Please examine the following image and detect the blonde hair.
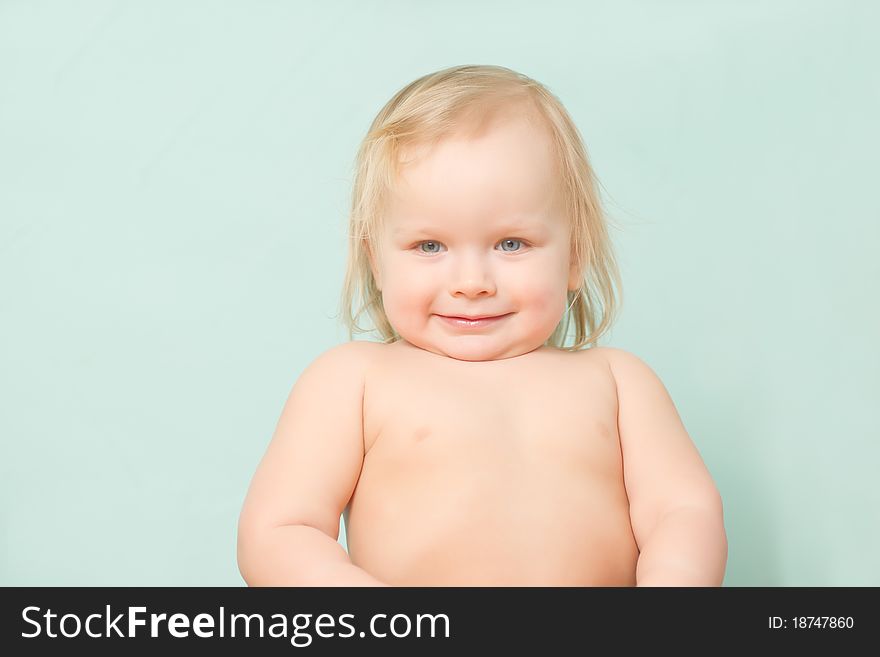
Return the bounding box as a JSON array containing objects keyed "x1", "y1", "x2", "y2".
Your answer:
[{"x1": 338, "y1": 64, "x2": 623, "y2": 350}]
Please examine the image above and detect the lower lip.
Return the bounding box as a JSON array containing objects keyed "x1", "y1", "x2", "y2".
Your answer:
[{"x1": 436, "y1": 314, "x2": 511, "y2": 329}]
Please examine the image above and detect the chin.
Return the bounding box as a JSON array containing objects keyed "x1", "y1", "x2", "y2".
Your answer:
[
  {"x1": 435, "y1": 338, "x2": 529, "y2": 362},
  {"x1": 442, "y1": 349, "x2": 500, "y2": 362}
]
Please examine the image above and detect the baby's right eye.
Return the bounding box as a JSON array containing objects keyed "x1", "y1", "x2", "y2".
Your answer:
[{"x1": 416, "y1": 241, "x2": 444, "y2": 254}]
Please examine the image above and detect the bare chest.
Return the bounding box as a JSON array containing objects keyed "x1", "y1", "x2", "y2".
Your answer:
[
  {"x1": 345, "y1": 346, "x2": 635, "y2": 585},
  {"x1": 362, "y1": 351, "x2": 620, "y2": 473}
]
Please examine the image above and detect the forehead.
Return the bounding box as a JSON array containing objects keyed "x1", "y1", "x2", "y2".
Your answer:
[{"x1": 386, "y1": 112, "x2": 561, "y2": 230}]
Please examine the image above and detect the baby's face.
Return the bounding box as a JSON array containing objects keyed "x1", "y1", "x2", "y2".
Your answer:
[{"x1": 372, "y1": 112, "x2": 580, "y2": 361}]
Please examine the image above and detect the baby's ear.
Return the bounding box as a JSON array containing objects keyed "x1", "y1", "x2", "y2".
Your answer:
[
  {"x1": 367, "y1": 242, "x2": 382, "y2": 290},
  {"x1": 567, "y1": 256, "x2": 583, "y2": 291}
]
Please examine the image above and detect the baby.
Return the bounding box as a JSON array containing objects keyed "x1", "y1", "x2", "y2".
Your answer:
[{"x1": 237, "y1": 65, "x2": 728, "y2": 586}]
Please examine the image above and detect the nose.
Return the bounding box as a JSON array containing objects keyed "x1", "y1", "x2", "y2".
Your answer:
[{"x1": 448, "y1": 251, "x2": 496, "y2": 298}]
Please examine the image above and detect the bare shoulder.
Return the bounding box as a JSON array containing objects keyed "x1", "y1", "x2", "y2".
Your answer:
[
  {"x1": 586, "y1": 346, "x2": 663, "y2": 387},
  {"x1": 314, "y1": 339, "x2": 384, "y2": 359},
  {"x1": 281, "y1": 340, "x2": 387, "y2": 412},
  {"x1": 588, "y1": 345, "x2": 685, "y2": 431},
  {"x1": 304, "y1": 340, "x2": 385, "y2": 378},
  {"x1": 586, "y1": 345, "x2": 642, "y2": 366}
]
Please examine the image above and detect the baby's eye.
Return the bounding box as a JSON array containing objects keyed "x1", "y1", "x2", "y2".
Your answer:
[
  {"x1": 416, "y1": 241, "x2": 444, "y2": 254},
  {"x1": 498, "y1": 239, "x2": 524, "y2": 252}
]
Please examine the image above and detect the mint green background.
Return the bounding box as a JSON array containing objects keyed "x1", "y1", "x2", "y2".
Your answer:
[{"x1": 2, "y1": 1, "x2": 877, "y2": 586}]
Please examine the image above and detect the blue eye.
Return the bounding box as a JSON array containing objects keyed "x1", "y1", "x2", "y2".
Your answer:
[
  {"x1": 498, "y1": 239, "x2": 523, "y2": 252},
  {"x1": 417, "y1": 241, "x2": 443, "y2": 254}
]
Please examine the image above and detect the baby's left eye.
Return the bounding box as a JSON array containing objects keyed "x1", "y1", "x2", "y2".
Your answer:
[{"x1": 498, "y1": 239, "x2": 523, "y2": 252}]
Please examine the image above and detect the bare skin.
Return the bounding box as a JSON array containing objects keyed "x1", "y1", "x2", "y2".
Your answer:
[
  {"x1": 237, "y1": 106, "x2": 727, "y2": 587},
  {"x1": 237, "y1": 337, "x2": 727, "y2": 587},
  {"x1": 346, "y1": 340, "x2": 637, "y2": 586}
]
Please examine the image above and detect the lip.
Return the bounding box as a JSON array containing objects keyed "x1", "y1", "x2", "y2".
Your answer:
[{"x1": 436, "y1": 313, "x2": 512, "y2": 329}]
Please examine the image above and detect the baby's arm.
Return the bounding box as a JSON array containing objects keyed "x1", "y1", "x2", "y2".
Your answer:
[
  {"x1": 237, "y1": 341, "x2": 387, "y2": 586},
  {"x1": 604, "y1": 348, "x2": 728, "y2": 586}
]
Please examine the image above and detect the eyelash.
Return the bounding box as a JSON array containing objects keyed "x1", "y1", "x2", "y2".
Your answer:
[{"x1": 414, "y1": 239, "x2": 528, "y2": 255}]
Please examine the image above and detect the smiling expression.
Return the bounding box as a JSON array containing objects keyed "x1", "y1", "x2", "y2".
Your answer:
[{"x1": 370, "y1": 110, "x2": 581, "y2": 361}]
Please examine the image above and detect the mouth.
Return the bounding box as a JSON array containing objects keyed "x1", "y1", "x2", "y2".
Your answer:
[{"x1": 435, "y1": 313, "x2": 513, "y2": 329}]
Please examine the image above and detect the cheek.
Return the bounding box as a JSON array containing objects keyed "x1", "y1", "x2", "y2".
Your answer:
[
  {"x1": 509, "y1": 266, "x2": 567, "y2": 310},
  {"x1": 380, "y1": 265, "x2": 435, "y2": 316}
]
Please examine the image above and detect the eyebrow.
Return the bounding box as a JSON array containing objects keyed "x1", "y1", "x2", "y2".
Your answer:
[{"x1": 391, "y1": 219, "x2": 547, "y2": 237}]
